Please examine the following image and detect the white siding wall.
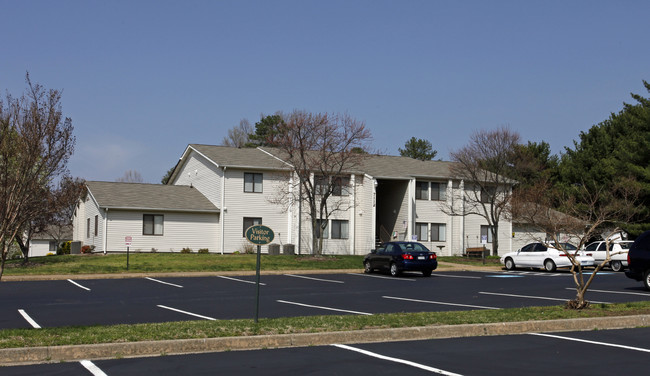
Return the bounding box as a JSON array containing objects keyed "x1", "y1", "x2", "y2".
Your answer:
[
  {"x1": 173, "y1": 151, "x2": 223, "y2": 207},
  {"x1": 28, "y1": 240, "x2": 53, "y2": 257},
  {"x1": 354, "y1": 175, "x2": 375, "y2": 254},
  {"x1": 413, "y1": 180, "x2": 453, "y2": 256},
  {"x1": 82, "y1": 196, "x2": 104, "y2": 252},
  {"x1": 221, "y1": 169, "x2": 289, "y2": 253},
  {"x1": 105, "y1": 210, "x2": 219, "y2": 252}
]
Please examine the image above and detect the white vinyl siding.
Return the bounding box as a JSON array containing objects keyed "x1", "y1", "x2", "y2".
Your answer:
[
  {"x1": 172, "y1": 150, "x2": 223, "y2": 207},
  {"x1": 221, "y1": 169, "x2": 289, "y2": 253},
  {"x1": 105, "y1": 210, "x2": 218, "y2": 253}
]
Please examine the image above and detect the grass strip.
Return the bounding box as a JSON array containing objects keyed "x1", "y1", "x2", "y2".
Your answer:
[
  {"x1": 2, "y1": 301, "x2": 649, "y2": 349},
  {"x1": 2, "y1": 254, "x2": 366, "y2": 276},
  {"x1": 2, "y1": 254, "x2": 495, "y2": 276}
]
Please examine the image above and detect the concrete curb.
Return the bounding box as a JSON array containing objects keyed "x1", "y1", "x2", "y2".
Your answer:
[{"x1": 2, "y1": 314, "x2": 649, "y2": 366}]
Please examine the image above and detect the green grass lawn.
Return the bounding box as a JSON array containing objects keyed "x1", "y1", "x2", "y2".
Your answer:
[
  {"x1": 2, "y1": 253, "x2": 366, "y2": 276},
  {"x1": 2, "y1": 253, "x2": 502, "y2": 276}
]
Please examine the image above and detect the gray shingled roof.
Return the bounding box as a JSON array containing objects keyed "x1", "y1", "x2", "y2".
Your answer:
[
  {"x1": 190, "y1": 144, "x2": 290, "y2": 170},
  {"x1": 183, "y1": 145, "x2": 504, "y2": 182},
  {"x1": 358, "y1": 154, "x2": 457, "y2": 179},
  {"x1": 86, "y1": 181, "x2": 219, "y2": 212}
]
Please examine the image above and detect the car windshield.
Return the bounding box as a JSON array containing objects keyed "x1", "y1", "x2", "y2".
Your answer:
[{"x1": 398, "y1": 242, "x2": 430, "y2": 252}]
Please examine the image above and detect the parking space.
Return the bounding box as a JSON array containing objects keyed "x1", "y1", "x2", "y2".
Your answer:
[
  {"x1": 4, "y1": 327, "x2": 650, "y2": 375},
  {"x1": 1, "y1": 269, "x2": 648, "y2": 330}
]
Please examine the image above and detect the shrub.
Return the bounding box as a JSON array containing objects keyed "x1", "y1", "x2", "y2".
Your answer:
[
  {"x1": 180, "y1": 247, "x2": 193, "y2": 254},
  {"x1": 240, "y1": 243, "x2": 255, "y2": 254},
  {"x1": 81, "y1": 245, "x2": 95, "y2": 254},
  {"x1": 58, "y1": 241, "x2": 71, "y2": 255},
  {"x1": 198, "y1": 248, "x2": 209, "y2": 254},
  {"x1": 46, "y1": 252, "x2": 55, "y2": 256}
]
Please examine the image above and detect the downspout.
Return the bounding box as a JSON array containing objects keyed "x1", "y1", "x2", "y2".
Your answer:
[
  {"x1": 350, "y1": 174, "x2": 355, "y2": 255},
  {"x1": 103, "y1": 208, "x2": 108, "y2": 255},
  {"x1": 220, "y1": 166, "x2": 226, "y2": 255},
  {"x1": 460, "y1": 180, "x2": 465, "y2": 252}
]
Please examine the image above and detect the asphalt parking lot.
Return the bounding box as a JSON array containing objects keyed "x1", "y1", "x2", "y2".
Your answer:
[
  {"x1": 4, "y1": 327, "x2": 650, "y2": 375},
  {"x1": 1, "y1": 269, "x2": 649, "y2": 329}
]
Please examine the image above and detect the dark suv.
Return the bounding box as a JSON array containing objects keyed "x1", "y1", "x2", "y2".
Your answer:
[{"x1": 625, "y1": 230, "x2": 650, "y2": 290}]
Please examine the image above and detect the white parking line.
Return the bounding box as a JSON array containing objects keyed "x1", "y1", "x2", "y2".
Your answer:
[
  {"x1": 217, "y1": 275, "x2": 266, "y2": 285},
  {"x1": 18, "y1": 309, "x2": 41, "y2": 329},
  {"x1": 276, "y1": 300, "x2": 373, "y2": 315},
  {"x1": 67, "y1": 279, "x2": 91, "y2": 291},
  {"x1": 530, "y1": 333, "x2": 650, "y2": 353},
  {"x1": 564, "y1": 287, "x2": 650, "y2": 297},
  {"x1": 80, "y1": 360, "x2": 109, "y2": 376},
  {"x1": 479, "y1": 291, "x2": 612, "y2": 304},
  {"x1": 157, "y1": 305, "x2": 217, "y2": 320},
  {"x1": 284, "y1": 274, "x2": 344, "y2": 283},
  {"x1": 430, "y1": 273, "x2": 482, "y2": 279},
  {"x1": 145, "y1": 277, "x2": 183, "y2": 288},
  {"x1": 383, "y1": 296, "x2": 501, "y2": 310},
  {"x1": 347, "y1": 273, "x2": 417, "y2": 281},
  {"x1": 333, "y1": 344, "x2": 463, "y2": 375}
]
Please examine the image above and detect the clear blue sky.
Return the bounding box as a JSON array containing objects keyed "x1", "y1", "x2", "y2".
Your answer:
[{"x1": 2, "y1": 0, "x2": 648, "y2": 183}]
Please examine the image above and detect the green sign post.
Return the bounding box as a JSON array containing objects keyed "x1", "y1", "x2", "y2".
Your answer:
[{"x1": 245, "y1": 224, "x2": 274, "y2": 323}]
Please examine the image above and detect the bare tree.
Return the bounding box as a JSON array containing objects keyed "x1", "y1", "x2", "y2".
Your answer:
[
  {"x1": 445, "y1": 127, "x2": 518, "y2": 255},
  {"x1": 513, "y1": 177, "x2": 641, "y2": 309},
  {"x1": 221, "y1": 118, "x2": 253, "y2": 147},
  {"x1": 0, "y1": 74, "x2": 75, "y2": 280},
  {"x1": 267, "y1": 111, "x2": 372, "y2": 255},
  {"x1": 116, "y1": 170, "x2": 144, "y2": 183}
]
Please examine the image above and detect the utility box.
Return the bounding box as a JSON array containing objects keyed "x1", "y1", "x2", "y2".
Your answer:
[
  {"x1": 283, "y1": 244, "x2": 295, "y2": 255},
  {"x1": 70, "y1": 241, "x2": 82, "y2": 255},
  {"x1": 268, "y1": 243, "x2": 280, "y2": 255}
]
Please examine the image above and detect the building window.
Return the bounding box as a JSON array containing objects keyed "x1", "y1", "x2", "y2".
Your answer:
[
  {"x1": 415, "y1": 181, "x2": 428, "y2": 200},
  {"x1": 481, "y1": 186, "x2": 496, "y2": 203},
  {"x1": 143, "y1": 214, "x2": 164, "y2": 236},
  {"x1": 244, "y1": 173, "x2": 263, "y2": 193},
  {"x1": 94, "y1": 215, "x2": 98, "y2": 236},
  {"x1": 315, "y1": 175, "x2": 328, "y2": 195},
  {"x1": 86, "y1": 218, "x2": 90, "y2": 238},
  {"x1": 316, "y1": 219, "x2": 329, "y2": 239},
  {"x1": 431, "y1": 223, "x2": 446, "y2": 241},
  {"x1": 480, "y1": 225, "x2": 494, "y2": 243},
  {"x1": 243, "y1": 217, "x2": 262, "y2": 236},
  {"x1": 415, "y1": 223, "x2": 428, "y2": 241},
  {"x1": 431, "y1": 183, "x2": 446, "y2": 201},
  {"x1": 331, "y1": 220, "x2": 349, "y2": 239},
  {"x1": 332, "y1": 176, "x2": 350, "y2": 196}
]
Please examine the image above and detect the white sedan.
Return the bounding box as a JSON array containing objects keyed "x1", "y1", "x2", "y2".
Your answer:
[
  {"x1": 500, "y1": 242, "x2": 595, "y2": 272},
  {"x1": 583, "y1": 240, "x2": 632, "y2": 272}
]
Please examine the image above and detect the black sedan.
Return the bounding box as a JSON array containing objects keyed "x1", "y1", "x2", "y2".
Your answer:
[{"x1": 363, "y1": 241, "x2": 437, "y2": 277}]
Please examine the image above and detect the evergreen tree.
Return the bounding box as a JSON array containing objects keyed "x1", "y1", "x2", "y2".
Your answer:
[
  {"x1": 398, "y1": 137, "x2": 437, "y2": 161},
  {"x1": 558, "y1": 81, "x2": 650, "y2": 235}
]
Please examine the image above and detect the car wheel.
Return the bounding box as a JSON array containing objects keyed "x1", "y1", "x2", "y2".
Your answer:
[
  {"x1": 544, "y1": 259, "x2": 557, "y2": 272},
  {"x1": 364, "y1": 261, "x2": 372, "y2": 274},
  {"x1": 389, "y1": 263, "x2": 400, "y2": 277},
  {"x1": 610, "y1": 260, "x2": 623, "y2": 272},
  {"x1": 504, "y1": 257, "x2": 515, "y2": 271},
  {"x1": 644, "y1": 270, "x2": 650, "y2": 291},
  {"x1": 422, "y1": 269, "x2": 432, "y2": 277}
]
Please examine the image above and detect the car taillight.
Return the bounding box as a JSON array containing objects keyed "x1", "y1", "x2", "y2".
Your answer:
[
  {"x1": 586, "y1": 253, "x2": 592, "y2": 256},
  {"x1": 628, "y1": 252, "x2": 631, "y2": 265},
  {"x1": 429, "y1": 253, "x2": 437, "y2": 260},
  {"x1": 402, "y1": 254, "x2": 414, "y2": 260}
]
